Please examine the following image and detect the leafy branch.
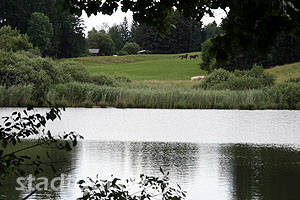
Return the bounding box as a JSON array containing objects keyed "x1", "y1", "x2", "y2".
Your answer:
[{"x1": 0, "y1": 107, "x2": 83, "y2": 187}]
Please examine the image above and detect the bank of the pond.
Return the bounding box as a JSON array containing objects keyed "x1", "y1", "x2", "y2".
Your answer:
[{"x1": 1, "y1": 82, "x2": 299, "y2": 110}]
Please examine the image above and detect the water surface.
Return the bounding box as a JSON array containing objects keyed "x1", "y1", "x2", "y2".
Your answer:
[{"x1": 1, "y1": 108, "x2": 300, "y2": 200}]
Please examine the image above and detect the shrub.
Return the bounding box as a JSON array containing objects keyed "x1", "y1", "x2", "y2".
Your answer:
[
  {"x1": 121, "y1": 42, "x2": 140, "y2": 54},
  {"x1": 0, "y1": 25, "x2": 33, "y2": 52},
  {"x1": 247, "y1": 64, "x2": 275, "y2": 87},
  {"x1": 193, "y1": 68, "x2": 234, "y2": 89},
  {"x1": 57, "y1": 61, "x2": 90, "y2": 83},
  {"x1": 194, "y1": 65, "x2": 274, "y2": 90},
  {"x1": 114, "y1": 75, "x2": 132, "y2": 84},
  {"x1": 0, "y1": 50, "x2": 54, "y2": 87},
  {"x1": 90, "y1": 74, "x2": 115, "y2": 86},
  {"x1": 212, "y1": 76, "x2": 263, "y2": 90},
  {"x1": 118, "y1": 49, "x2": 129, "y2": 56}
]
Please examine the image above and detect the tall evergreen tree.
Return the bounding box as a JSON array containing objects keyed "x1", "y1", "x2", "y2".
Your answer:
[{"x1": 120, "y1": 17, "x2": 131, "y2": 43}]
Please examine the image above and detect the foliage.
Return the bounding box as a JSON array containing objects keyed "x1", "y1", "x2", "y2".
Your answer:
[
  {"x1": 87, "y1": 28, "x2": 115, "y2": 56},
  {"x1": 57, "y1": 61, "x2": 90, "y2": 83},
  {"x1": 211, "y1": 76, "x2": 264, "y2": 90},
  {"x1": 0, "y1": 26, "x2": 33, "y2": 52},
  {"x1": 27, "y1": 12, "x2": 53, "y2": 56},
  {"x1": 61, "y1": 0, "x2": 300, "y2": 64},
  {"x1": 0, "y1": 107, "x2": 82, "y2": 189},
  {"x1": 120, "y1": 17, "x2": 131, "y2": 43},
  {"x1": 193, "y1": 66, "x2": 274, "y2": 90},
  {"x1": 90, "y1": 74, "x2": 115, "y2": 86},
  {"x1": 108, "y1": 25, "x2": 125, "y2": 53},
  {"x1": 0, "y1": 0, "x2": 87, "y2": 58},
  {"x1": 118, "y1": 49, "x2": 129, "y2": 56},
  {"x1": 77, "y1": 169, "x2": 186, "y2": 200},
  {"x1": 121, "y1": 42, "x2": 140, "y2": 55},
  {"x1": 0, "y1": 50, "x2": 57, "y2": 103},
  {"x1": 131, "y1": 11, "x2": 205, "y2": 54},
  {"x1": 208, "y1": 33, "x2": 300, "y2": 71},
  {"x1": 114, "y1": 75, "x2": 132, "y2": 84},
  {"x1": 200, "y1": 39, "x2": 214, "y2": 72},
  {"x1": 193, "y1": 68, "x2": 234, "y2": 90}
]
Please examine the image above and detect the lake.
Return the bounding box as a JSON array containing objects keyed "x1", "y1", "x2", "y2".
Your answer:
[{"x1": 1, "y1": 108, "x2": 300, "y2": 200}]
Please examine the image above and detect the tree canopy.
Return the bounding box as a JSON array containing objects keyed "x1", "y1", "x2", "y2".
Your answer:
[
  {"x1": 27, "y1": 12, "x2": 53, "y2": 56},
  {"x1": 0, "y1": 0, "x2": 87, "y2": 58},
  {"x1": 61, "y1": 0, "x2": 300, "y2": 63}
]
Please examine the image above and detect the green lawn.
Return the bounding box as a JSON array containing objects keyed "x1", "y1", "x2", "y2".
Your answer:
[
  {"x1": 71, "y1": 53, "x2": 300, "y2": 85},
  {"x1": 73, "y1": 53, "x2": 206, "y2": 81},
  {"x1": 266, "y1": 62, "x2": 300, "y2": 83}
]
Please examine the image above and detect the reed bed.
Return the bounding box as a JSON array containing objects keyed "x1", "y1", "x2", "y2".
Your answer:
[
  {"x1": 0, "y1": 82, "x2": 298, "y2": 109},
  {"x1": 0, "y1": 85, "x2": 33, "y2": 107},
  {"x1": 46, "y1": 82, "x2": 287, "y2": 109}
]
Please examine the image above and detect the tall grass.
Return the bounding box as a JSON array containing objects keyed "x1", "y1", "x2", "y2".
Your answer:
[
  {"x1": 45, "y1": 82, "x2": 287, "y2": 109},
  {"x1": 0, "y1": 82, "x2": 298, "y2": 109},
  {"x1": 0, "y1": 85, "x2": 33, "y2": 107}
]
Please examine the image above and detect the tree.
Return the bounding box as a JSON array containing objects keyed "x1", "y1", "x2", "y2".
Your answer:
[
  {"x1": 0, "y1": 0, "x2": 87, "y2": 58},
  {"x1": 27, "y1": 12, "x2": 53, "y2": 56},
  {"x1": 120, "y1": 17, "x2": 131, "y2": 43},
  {"x1": 61, "y1": 0, "x2": 300, "y2": 64},
  {"x1": 131, "y1": 11, "x2": 203, "y2": 54},
  {"x1": 87, "y1": 28, "x2": 115, "y2": 56},
  {"x1": 108, "y1": 25, "x2": 124, "y2": 53}
]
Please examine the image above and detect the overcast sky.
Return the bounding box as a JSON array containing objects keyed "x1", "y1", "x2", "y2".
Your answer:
[{"x1": 82, "y1": 8, "x2": 227, "y2": 35}]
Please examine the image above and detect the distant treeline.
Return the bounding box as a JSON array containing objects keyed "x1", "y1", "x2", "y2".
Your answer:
[
  {"x1": 88, "y1": 11, "x2": 221, "y2": 56},
  {"x1": 0, "y1": 0, "x2": 87, "y2": 58}
]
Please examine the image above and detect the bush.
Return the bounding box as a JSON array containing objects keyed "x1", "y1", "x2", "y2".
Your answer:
[
  {"x1": 0, "y1": 50, "x2": 59, "y2": 103},
  {"x1": 114, "y1": 75, "x2": 132, "y2": 84},
  {"x1": 90, "y1": 74, "x2": 115, "y2": 86},
  {"x1": 121, "y1": 42, "x2": 140, "y2": 54},
  {"x1": 194, "y1": 65, "x2": 274, "y2": 90},
  {"x1": 0, "y1": 50, "x2": 54, "y2": 87},
  {"x1": 212, "y1": 76, "x2": 263, "y2": 90},
  {"x1": 0, "y1": 25, "x2": 34, "y2": 52},
  {"x1": 57, "y1": 61, "x2": 90, "y2": 83},
  {"x1": 193, "y1": 68, "x2": 234, "y2": 89},
  {"x1": 118, "y1": 49, "x2": 129, "y2": 56}
]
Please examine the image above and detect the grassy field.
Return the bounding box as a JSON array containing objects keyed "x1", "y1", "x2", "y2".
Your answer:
[
  {"x1": 1, "y1": 54, "x2": 299, "y2": 109},
  {"x1": 266, "y1": 62, "x2": 300, "y2": 83},
  {"x1": 73, "y1": 53, "x2": 205, "y2": 81}
]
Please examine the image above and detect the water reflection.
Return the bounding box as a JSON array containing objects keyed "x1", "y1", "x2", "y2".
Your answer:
[
  {"x1": 2, "y1": 141, "x2": 77, "y2": 200},
  {"x1": 220, "y1": 144, "x2": 300, "y2": 200},
  {"x1": 2, "y1": 141, "x2": 300, "y2": 200}
]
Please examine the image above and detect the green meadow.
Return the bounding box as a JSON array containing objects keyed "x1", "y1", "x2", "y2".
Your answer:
[
  {"x1": 266, "y1": 62, "x2": 300, "y2": 83},
  {"x1": 72, "y1": 53, "x2": 205, "y2": 81}
]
